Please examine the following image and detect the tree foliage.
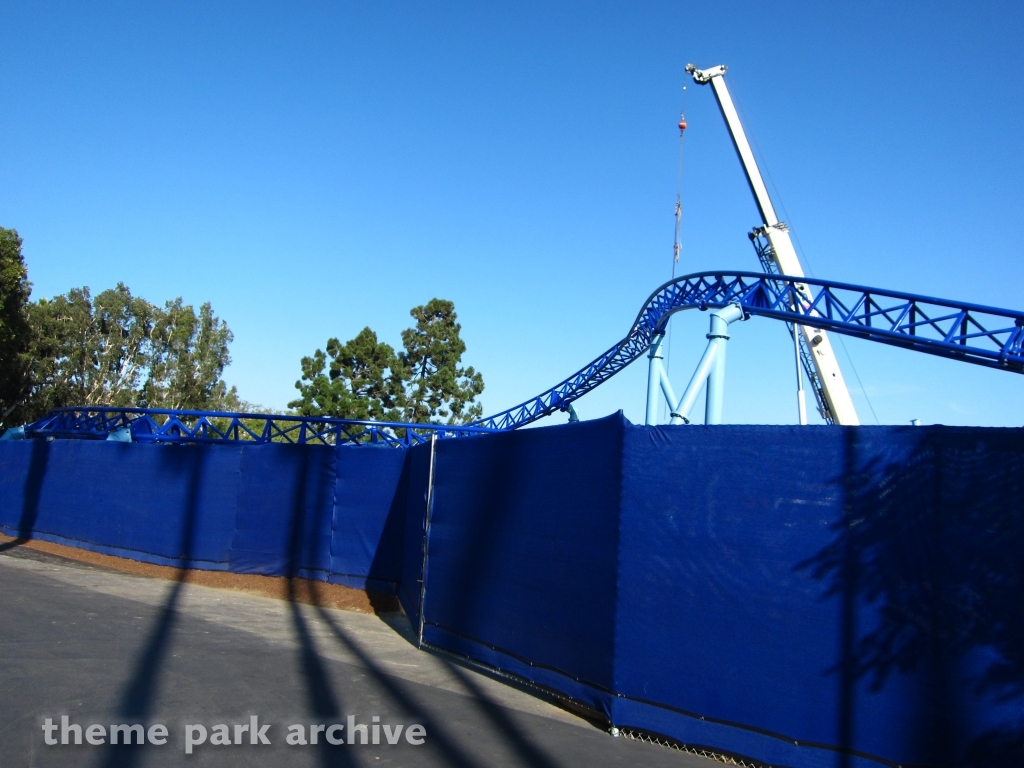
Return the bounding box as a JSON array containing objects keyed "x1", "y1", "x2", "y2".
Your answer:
[
  {"x1": 0, "y1": 228, "x2": 246, "y2": 425},
  {"x1": 16, "y1": 284, "x2": 239, "y2": 422},
  {"x1": 289, "y1": 328, "x2": 404, "y2": 421},
  {"x1": 0, "y1": 228, "x2": 33, "y2": 424},
  {"x1": 143, "y1": 298, "x2": 237, "y2": 411},
  {"x1": 26, "y1": 284, "x2": 155, "y2": 415},
  {"x1": 399, "y1": 299, "x2": 483, "y2": 423},
  {"x1": 290, "y1": 299, "x2": 484, "y2": 425}
]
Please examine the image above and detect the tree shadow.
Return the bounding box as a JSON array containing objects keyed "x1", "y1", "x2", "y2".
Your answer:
[
  {"x1": 312, "y1": 601, "x2": 482, "y2": 768},
  {"x1": 287, "y1": 443, "x2": 489, "y2": 766},
  {"x1": 418, "y1": 419, "x2": 622, "y2": 720},
  {"x1": 312, "y1": 592, "x2": 575, "y2": 768},
  {"x1": 798, "y1": 428, "x2": 1024, "y2": 768},
  {"x1": 0, "y1": 438, "x2": 50, "y2": 552},
  {"x1": 364, "y1": 447, "x2": 411, "y2": 614},
  {"x1": 97, "y1": 447, "x2": 207, "y2": 768},
  {"x1": 25, "y1": 434, "x2": 590, "y2": 768},
  {"x1": 443, "y1": 659, "x2": 566, "y2": 768},
  {"x1": 283, "y1": 447, "x2": 356, "y2": 768}
]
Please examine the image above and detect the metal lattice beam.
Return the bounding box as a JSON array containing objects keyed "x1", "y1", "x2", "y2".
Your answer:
[
  {"x1": 26, "y1": 407, "x2": 499, "y2": 446},
  {"x1": 471, "y1": 271, "x2": 1024, "y2": 430}
]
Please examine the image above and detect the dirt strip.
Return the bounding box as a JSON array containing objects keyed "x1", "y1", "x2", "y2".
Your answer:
[{"x1": 0, "y1": 533, "x2": 401, "y2": 614}]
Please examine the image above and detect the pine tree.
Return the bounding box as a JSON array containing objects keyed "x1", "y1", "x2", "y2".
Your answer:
[
  {"x1": 288, "y1": 327, "x2": 404, "y2": 421},
  {"x1": 290, "y1": 298, "x2": 484, "y2": 425},
  {"x1": 399, "y1": 299, "x2": 483, "y2": 424}
]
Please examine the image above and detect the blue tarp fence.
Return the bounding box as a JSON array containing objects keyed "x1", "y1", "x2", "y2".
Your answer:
[
  {"x1": 2, "y1": 415, "x2": 1022, "y2": 767},
  {"x1": 412, "y1": 414, "x2": 1024, "y2": 768}
]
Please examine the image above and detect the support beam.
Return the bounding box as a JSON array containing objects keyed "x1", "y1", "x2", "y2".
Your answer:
[
  {"x1": 668, "y1": 341, "x2": 718, "y2": 425},
  {"x1": 794, "y1": 322, "x2": 808, "y2": 425},
  {"x1": 704, "y1": 305, "x2": 743, "y2": 424},
  {"x1": 645, "y1": 332, "x2": 666, "y2": 426},
  {"x1": 647, "y1": 304, "x2": 745, "y2": 427}
]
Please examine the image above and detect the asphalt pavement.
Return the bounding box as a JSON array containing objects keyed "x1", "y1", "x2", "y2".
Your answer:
[{"x1": 0, "y1": 544, "x2": 711, "y2": 768}]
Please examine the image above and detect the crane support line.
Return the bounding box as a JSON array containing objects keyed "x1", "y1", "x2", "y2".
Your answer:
[{"x1": 471, "y1": 271, "x2": 1024, "y2": 431}]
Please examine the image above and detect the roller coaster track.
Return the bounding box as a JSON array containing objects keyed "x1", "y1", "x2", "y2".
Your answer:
[
  {"x1": 24, "y1": 408, "x2": 498, "y2": 447},
  {"x1": 470, "y1": 271, "x2": 1024, "y2": 430},
  {"x1": 21, "y1": 271, "x2": 1024, "y2": 443}
]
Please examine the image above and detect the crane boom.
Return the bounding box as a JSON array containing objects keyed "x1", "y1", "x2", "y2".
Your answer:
[{"x1": 686, "y1": 63, "x2": 860, "y2": 425}]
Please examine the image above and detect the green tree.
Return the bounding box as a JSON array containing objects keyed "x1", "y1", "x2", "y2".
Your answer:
[
  {"x1": 22, "y1": 284, "x2": 155, "y2": 419},
  {"x1": 288, "y1": 327, "x2": 404, "y2": 421},
  {"x1": 143, "y1": 299, "x2": 238, "y2": 411},
  {"x1": 399, "y1": 299, "x2": 483, "y2": 424},
  {"x1": 0, "y1": 228, "x2": 33, "y2": 425},
  {"x1": 290, "y1": 298, "x2": 484, "y2": 426},
  {"x1": 18, "y1": 284, "x2": 240, "y2": 420}
]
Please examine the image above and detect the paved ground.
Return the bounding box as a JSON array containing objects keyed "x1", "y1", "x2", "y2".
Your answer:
[{"x1": 0, "y1": 545, "x2": 711, "y2": 767}]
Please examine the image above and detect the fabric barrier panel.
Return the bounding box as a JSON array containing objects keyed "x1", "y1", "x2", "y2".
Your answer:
[
  {"x1": 615, "y1": 424, "x2": 1024, "y2": 768},
  {"x1": 397, "y1": 442, "x2": 433, "y2": 624},
  {"x1": 229, "y1": 443, "x2": 339, "y2": 577},
  {"x1": 413, "y1": 419, "x2": 1024, "y2": 768},
  {"x1": 330, "y1": 445, "x2": 410, "y2": 592},
  {"x1": 0, "y1": 440, "x2": 242, "y2": 568},
  {"x1": 4, "y1": 419, "x2": 1022, "y2": 768},
  {"x1": 419, "y1": 413, "x2": 625, "y2": 718},
  {"x1": 0, "y1": 440, "x2": 411, "y2": 591}
]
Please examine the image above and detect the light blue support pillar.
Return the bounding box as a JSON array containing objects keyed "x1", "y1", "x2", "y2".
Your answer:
[
  {"x1": 704, "y1": 304, "x2": 744, "y2": 424},
  {"x1": 646, "y1": 332, "x2": 666, "y2": 425},
  {"x1": 651, "y1": 305, "x2": 745, "y2": 427},
  {"x1": 668, "y1": 341, "x2": 718, "y2": 425}
]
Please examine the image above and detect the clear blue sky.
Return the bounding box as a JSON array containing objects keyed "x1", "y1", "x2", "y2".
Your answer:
[{"x1": 2, "y1": 1, "x2": 1022, "y2": 427}]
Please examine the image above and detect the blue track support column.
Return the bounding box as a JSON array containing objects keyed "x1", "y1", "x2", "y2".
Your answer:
[
  {"x1": 668, "y1": 342, "x2": 718, "y2": 425},
  {"x1": 705, "y1": 304, "x2": 745, "y2": 425},
  {"x1": 646, "y1": 332, "x2": 666, "y2": 425}
]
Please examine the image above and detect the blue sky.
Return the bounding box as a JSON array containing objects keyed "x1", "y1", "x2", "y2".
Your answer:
[{"x1": 2, "y1": 1, "x2": 1022, "y2": 427}]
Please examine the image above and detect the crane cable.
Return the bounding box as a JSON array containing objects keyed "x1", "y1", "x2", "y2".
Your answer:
[
  {"x1": 661, "y1": 84, "x2": 688, "y2": 421},
  {"x1": 673, "y1": 93, "x2": 687, "y2": 280}
]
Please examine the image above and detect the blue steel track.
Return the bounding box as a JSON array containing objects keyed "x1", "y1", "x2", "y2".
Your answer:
[
  {"x1": 24, "y1": 271, "x2": 1024, "y2": 444},
  {"x1": 24, "y1": 408, "x2": 498, "y2": 447},
  {"x1": 471, "y1": 271, "x2": 1024, "y2": 430}
]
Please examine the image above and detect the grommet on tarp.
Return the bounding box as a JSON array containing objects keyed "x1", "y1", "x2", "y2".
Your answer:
[
  {"x1": 106, "y1": 427, "x2": 132, "y2": 443},
  {"x1": 0, "y1": 426, "x2": 26, "y2": 440}
]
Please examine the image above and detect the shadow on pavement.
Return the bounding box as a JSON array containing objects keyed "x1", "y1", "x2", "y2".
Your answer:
[
  {"x1": 96, "y1": 448, "x2": 206, "y2": 768},
  {"x1": 284, "y1": 448, "x2": 355, "y2": 768}
]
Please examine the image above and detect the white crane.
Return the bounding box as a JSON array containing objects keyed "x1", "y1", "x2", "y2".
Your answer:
[{"x1": 686, "y1": 64, "x2": 860, "y2": 426}]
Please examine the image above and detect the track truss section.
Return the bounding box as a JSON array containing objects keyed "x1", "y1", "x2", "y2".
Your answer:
[
  {"x1": 22, "y1": 272, "x2": 1024, "y2": 442},
  {"x1": 472, "y1": 271, "x2": 1024, "y2": 430},
  {"x1": 26, "y1": 407, "x2": 499, "y2": 447}
]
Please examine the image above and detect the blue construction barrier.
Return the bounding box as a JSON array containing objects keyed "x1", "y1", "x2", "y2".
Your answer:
[
  {"x1": 613, "y1": 423, "x2": 1024, "y2": 767},
  {"x1": 2, "y1": 418, "x2": 1022, "y2": 767},
  {"x1": 0, "y1": 440, "x2": 408, "y2": 592},
  {"x1": 411, "y1": 414, "x2": 624, "y2": 715},
  {"x1": 397, "y1": 442, "x2": 433, "y2": 627},
  {"x1": 411, "y1": 414, "x2": 1024, "y2": 768}
]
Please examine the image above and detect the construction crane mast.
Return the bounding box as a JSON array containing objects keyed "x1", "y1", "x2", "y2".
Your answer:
[{"x1": 686, "y1": 64, "x2": 860, "y2": 425}]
